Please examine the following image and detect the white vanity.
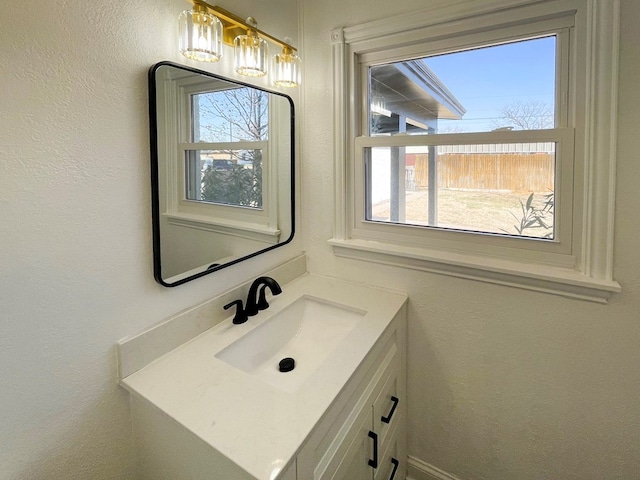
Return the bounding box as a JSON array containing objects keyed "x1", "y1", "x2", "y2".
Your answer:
[{"x1": 119, "y1": 271, "x2": 407, "y2": 480}]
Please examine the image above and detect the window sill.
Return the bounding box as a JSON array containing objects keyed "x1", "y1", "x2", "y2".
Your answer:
[
  {"x1": 328, "y1": 238, "x2": 621, "y2": 303},
  {"x1": 164, "y1": 213, "x2": 280, "y2": 244}
]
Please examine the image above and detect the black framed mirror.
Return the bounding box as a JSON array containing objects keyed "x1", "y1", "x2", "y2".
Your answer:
[{"x1": 149, "y1": 62, "x2": 295, "y2": 286}]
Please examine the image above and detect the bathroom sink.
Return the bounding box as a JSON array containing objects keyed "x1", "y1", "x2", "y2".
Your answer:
[{"x1": 215, "y1": 295, "x2": 366, "y2": 392}]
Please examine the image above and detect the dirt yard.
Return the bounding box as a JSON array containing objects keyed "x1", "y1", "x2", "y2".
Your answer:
[{"x1": 371, "y1": 189, "x2": 554, "y2": 239}]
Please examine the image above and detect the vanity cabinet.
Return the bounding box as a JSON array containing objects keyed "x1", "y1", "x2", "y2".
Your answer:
[
  {"x1": 120, "y1": 272, "x2": 407, "y2": 480},
  {"x1": 297, "y1": 310, "x2": 406, "y2": 480}
]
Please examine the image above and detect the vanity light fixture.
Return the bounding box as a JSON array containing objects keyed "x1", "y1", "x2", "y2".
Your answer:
[{"x1": 178, "y1": 0, "x2": 301, "y2": 86}]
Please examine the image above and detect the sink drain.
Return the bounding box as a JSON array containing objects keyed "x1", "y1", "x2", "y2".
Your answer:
[{"x1": 279, "y1": 357, "x2": 295, "y2": 372}]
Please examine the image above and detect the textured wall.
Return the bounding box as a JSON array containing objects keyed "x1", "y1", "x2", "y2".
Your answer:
[
  {"x1": 2, "y1": 0, "x2": 638, "y2": 478},
  {"x1": 0, "y1": 1, "x2": 300, "y2": 479},
  {"x1": 299, "y1": 0, "x2": 640, "y2": 479}
]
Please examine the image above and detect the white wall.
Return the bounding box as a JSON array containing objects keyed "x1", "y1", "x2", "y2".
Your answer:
[
  {"x1": 300, "y1": 0, "x2": 640, "y2": 479},
  {"x1": 0, "y1": 1, "x2": 300, "y2": 478}
]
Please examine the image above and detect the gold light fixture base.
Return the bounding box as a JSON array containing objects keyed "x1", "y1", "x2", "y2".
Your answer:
[{"x1": 191, "y1": 0, "x2": 297, "y2": 52}]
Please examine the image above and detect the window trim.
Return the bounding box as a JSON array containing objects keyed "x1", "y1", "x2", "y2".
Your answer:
[{"x1": 329, "y1": 0, "x2": 621, "y2": 303}]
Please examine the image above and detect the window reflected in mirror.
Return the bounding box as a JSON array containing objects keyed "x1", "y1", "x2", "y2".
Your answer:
[{"x1": 185, "y1": 88, "x2": 268, "y2": 210}]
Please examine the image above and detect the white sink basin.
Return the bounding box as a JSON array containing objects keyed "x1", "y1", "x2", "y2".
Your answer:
[{"x1": 215, "y1": 295, "x2": 366, "y2": 392}]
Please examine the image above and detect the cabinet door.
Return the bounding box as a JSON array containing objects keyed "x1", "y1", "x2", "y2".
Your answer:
[{"x1": 318, "y1": 401, "x2": 374, "y2": 480}]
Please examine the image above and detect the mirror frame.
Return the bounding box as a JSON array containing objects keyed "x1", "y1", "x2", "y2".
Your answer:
[{"x1": 148, "y1": 61, "x2": 295, "y2": 287}]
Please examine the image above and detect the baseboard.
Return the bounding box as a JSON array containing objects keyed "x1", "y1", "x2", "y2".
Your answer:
[{"x1": 406, "y1": 456, "x2": 462, "y2": 480}]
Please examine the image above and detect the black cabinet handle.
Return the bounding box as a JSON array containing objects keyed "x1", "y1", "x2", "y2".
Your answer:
[
  {"x1": 368, "y1": 431, "x2": 378, "y2": 468},
  {"x1": 381, "y1": 396, "x2": 399, "y2": 424},
  {"x1": 389, "y1": 458, "x2": 399, "y2": 480}
]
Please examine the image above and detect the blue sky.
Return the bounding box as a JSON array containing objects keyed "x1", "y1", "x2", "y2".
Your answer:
[{"x1": 422, "y1": 35, "x2": 556, "y2": 131}]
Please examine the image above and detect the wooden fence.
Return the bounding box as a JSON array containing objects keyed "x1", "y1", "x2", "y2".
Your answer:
[{"x1": 410, "y1": 153, "x2": 555, "y2": 193}]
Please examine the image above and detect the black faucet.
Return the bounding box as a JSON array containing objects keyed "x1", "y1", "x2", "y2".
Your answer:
[
  {"x1": 245, "y1": 276, "x2": 282, "y2": 316},
  {"x1": 223, "y1": 276, "x2": 282, "y2": 324}
]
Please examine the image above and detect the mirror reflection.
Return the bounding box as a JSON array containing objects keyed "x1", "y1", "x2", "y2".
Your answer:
[{"x1": 149, "y1": 62, "x2": 294, "y2": 286}]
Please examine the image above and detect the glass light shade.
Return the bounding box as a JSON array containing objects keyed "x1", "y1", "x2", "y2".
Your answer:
[
  {"x1": 234, "y1": 32, "x2": 268, "y2": 77},
  {"x1": 178, "y1": 6, "x2": 223, "y2": 62},
  {"x1": 273, "y1": 48, "x2": 301, "y2": 87}
]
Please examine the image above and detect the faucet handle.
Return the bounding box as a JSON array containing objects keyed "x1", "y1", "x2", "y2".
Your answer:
[{"x1": 224, "y1": 299, "x2": 248, "y2": 325}]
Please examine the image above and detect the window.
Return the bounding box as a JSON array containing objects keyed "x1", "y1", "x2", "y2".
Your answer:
[
  {"x1": 366, "y1": 37, "x2": 560, "y2": 239},
  {"x1": 183, "y1": 88, "x2": 267, "y2": 210},
  {"x1": 330, "y1": 0, "x2": 621, "y2": 302}
]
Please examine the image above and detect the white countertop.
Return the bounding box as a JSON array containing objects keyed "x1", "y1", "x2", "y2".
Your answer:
[{"x1": 120, "y1": 274, "x2": 407, "y2": 480}]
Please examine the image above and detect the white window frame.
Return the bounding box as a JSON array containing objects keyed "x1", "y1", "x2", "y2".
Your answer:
[
  {"x1": 329, "y1": 0, "x2": 621, "y2": 303},
  {"x1": 158, "y1": 75, "x2": 281, "y2": 244}
]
